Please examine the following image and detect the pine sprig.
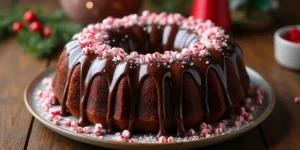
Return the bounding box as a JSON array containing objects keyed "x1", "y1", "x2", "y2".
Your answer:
[{"x1": 0, "y1": 7, "x2": 82, "y2": 59}]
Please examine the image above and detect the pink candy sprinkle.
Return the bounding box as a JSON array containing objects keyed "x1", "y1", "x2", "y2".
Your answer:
[
  {"x1": 215, "y1": 127, "x2": 223, "y2": 135},
  {"x1": 295, "y1": 97, "x2": 300, "y2": 104},
  {"x1": 188, "y1": 128, "x2": 196, "y2": 136},
  {"x1": 167, "y1": 136, "x2": 176, "y2": 143},
  {"x1": 76, "y1": 127, "x2": 83, "y2": 133},
  {"x1": 64, "y1": 118, "x2": 71, "y2": 126},
  {"x1": 122, "y1": 130, "x2": 130, "y2": 138},
  {"x1": 158, "y1": 136, "x2": 167, "y2": 143}
]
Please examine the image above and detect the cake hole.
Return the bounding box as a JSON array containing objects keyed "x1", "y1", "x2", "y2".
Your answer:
[{"x1": 105, "y1": 25, "x2": 199, "y2": 55}]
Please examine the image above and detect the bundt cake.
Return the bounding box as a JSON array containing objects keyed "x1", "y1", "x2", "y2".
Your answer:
[{"x1": 52, "y1": 11, "x2": 250, "y2": 137}]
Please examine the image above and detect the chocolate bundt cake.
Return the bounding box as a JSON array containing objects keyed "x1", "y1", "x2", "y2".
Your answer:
[{"x1": 53, "y1": 11, "x2": 250, "y2": 137}]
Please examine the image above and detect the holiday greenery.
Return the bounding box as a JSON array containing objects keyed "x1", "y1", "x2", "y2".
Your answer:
[{"x1": 0, "y1": 7, "x2": 81, "y2": 59}]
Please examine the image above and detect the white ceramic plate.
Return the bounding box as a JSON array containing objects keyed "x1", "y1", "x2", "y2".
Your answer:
[{"x1": 24, "y1": 67, "x2": 275, "y2": 150}]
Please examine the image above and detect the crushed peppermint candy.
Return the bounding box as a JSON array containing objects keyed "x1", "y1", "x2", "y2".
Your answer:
[
  {"x1": 77, "y1": 11, "x2": 229, "y2": 64},
  {"x1": 188, "y1": 129, "x2": 196, "y2": 136},
  {"x1": 83, "y1": 126, "x2": 92, "y2": 134},
  {"x1": 122, "y1": 130, "x2": 130, "y2": 138},
  {"x1": 35, "y1": 76, "x2": 266, "y2": 143},
  {"x1": 158, "y1": 136, "x2": 167, "y2": 143},
  {"x1": 167, "y1": 136, "x2": 176, "y2": 143},
  {"x1": 215, "y1": 127, "x2": 223, "y2": 135}
]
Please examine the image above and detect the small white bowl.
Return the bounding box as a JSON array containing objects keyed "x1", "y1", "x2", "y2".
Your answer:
[{"x1": 274, "y1": 25, "x2": 300, "y2": 70}]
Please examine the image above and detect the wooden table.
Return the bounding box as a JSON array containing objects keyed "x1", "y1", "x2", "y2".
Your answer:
[{"x1": 1, "y1": 1, "x2": 300, "y2": 150}]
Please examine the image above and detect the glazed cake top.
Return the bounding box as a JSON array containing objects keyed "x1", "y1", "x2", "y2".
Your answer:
[{"x1": 77, "y1": 10, "x2": 229, "y2": 64}]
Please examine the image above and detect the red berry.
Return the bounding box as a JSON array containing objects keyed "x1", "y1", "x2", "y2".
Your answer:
[
  {"x1": 30, "y1": 21, "x2": 43, "y2": 33},
  {"x1": 24, "y1": 10, "x2": 37, "y2": 23},
  {"x1": 43, "y1": 27, "x2": 52, "y2": 38},
  {"x1": 289, "y1": 27, "x2": 300, "y2": 42},
  {"x1": 12, "y1": 22, "x2": 24, "y2": 33}
]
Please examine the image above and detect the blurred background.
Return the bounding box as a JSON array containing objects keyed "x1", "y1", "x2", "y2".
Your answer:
[
  {"x1": 1, "y1": 0, "x2": 300, "y2": 27},
  {"x1": 0, "y1": 0, "x2": 300, "y2": 59}
]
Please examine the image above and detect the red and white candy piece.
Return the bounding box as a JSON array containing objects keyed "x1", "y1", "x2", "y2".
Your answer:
[
  {"x1": 188, "y1": 128, "x2": 196, "y2": 136},
  {"x1": 234, "y1": 120, "x2": 241, "y2": 127},
  {"x1": 243, "y1": 113, "x2": 254, "y2": 121},
  {"x1": 117, "y1": 48, "x2": 125, "y2": 61},
  {"x1": 218, "y1": 120, "x2": 228, "y2": 129},
  {"x1": 83, "y1": 126, "x2": 92, "y2": 134},
  {"x1": 47, "y1": 114, "x2": 55, "y2": 121},
  {"x1": 76, "y1": 127, "x2": 83, "y2": 133},
  {"x1": 43, "y1": 105, "x2": 50, "y2": 112},
  {"x1": 128, "y1": 138, "x2": 134, "y2": 143},
  {"x1": 145, "y1": 54, "x2": 153, "y2": 63},
  {"x1": 244, "y1": 98, "x2": 252, "y2": 107},
  {"x1": 71, "y1": 121, "x2": 78, "y2": 130},
  {"x1": 200, "y1": 128, "x2": 209, "y2": 137},
  {"x1": 215, "y1": 127, "x2": 223, "y2": 135},
  {"x1": 256, "y1": 86, "x2": 264, "y2": 95},
  {"x1": 53, "y1": 117, "x2": 61, "y2": 125},
  {"x1": 167, "y1": 136, "x2": 176, "y2": 143},
  {"x1": 95, "y1": 123, "x2": 103, "y2": 130},
  {"x1": 49, "y1": 108, "x2": 60, "y2": 116},
  {"x1": 158, "y1": 136, "x2": 167, "y2": 143},
  {"x1": 112, "y1": 136, "x2": 118, "y2": 141},
  {"x1": 37, "y1": 90, "x2": 43, "y2": 97},
  {"x1": 239, "y1": 107, "x2": 246, "y2": 116},
  {"x1": 295, "y1": 97, "x2": 300, "y2": 104},
  {"x1": 152, "y1": 52, "x2": 161, "y2": 60},
  {"x1": 117, "y1": 135, "x2": 127, "y2": 142},
  {"x1": 200, "y1": 122, "x2": 208, "y2": 130},
  {"x1": 130, "y1": 51, "x2": 139, "y2": 58},
  {"x1": 256, "y1": 99, "x2": 263, "y2": 106},
  {"x1": 53, "y1": 115, "x2": 61, "y2": 121},
  {"x1": 63, "y1": 118, "x2": 71, "y2": 126},
  {"x1": 122, "y1": 130, "x2": 130, "y2": 138},
  {"x1": 236, "y1": 116, "x2": 244, "y2": 123},
  {"x1": 93, "y1": 128, "x2": 102, "y2": 136},
  {"x1": 53, "y1": 119, "x2": 60, "y2": 125},
  {"x1": 247, "y1": 105, "x2": 255, "y2": 112}
]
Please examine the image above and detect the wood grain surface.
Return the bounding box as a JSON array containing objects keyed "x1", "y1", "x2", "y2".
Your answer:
[{"x1": 0, "y1": 0, "x2": 300, "y2": 150}]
